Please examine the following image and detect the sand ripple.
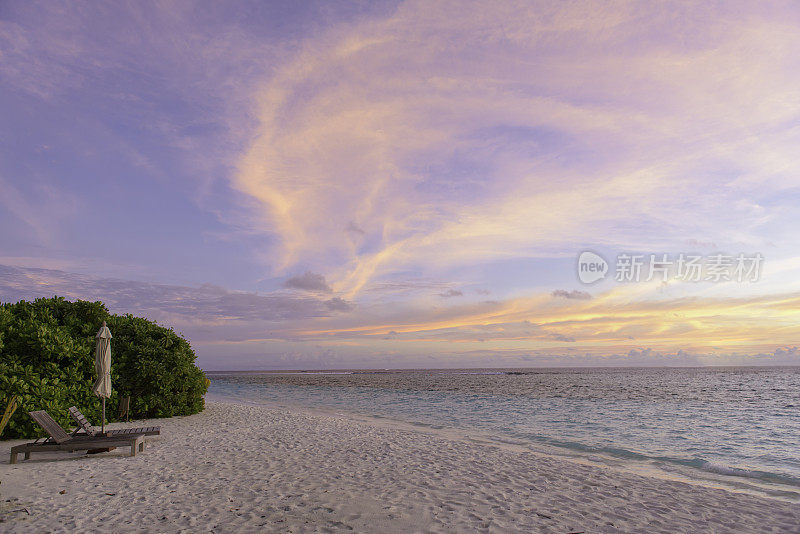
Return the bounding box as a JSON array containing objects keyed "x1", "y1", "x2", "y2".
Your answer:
[{"x1": 1, "y1": 401, "x2": 798, "y2": 533}]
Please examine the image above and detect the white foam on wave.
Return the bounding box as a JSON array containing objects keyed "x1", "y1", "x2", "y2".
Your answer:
[{"x1": 702, "y1": 462, "x2": 751, "y2": 477}]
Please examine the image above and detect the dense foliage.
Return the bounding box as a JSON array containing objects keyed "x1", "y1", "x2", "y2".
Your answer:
[{"x1": 0, "y1": 297, "x2": 207, "y2": 439}]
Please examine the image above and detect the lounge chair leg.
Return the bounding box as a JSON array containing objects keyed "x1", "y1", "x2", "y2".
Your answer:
[
  {"x1": 24, "y1": 451, "x2": 31, "y2": 460},
  {"x1": 10, "y1": 451, "x2": 17, "y2": 464}
]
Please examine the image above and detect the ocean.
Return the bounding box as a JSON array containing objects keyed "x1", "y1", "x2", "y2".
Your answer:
[{"x1": 206, "y1": 366, "x2": 800, "y2": 500}]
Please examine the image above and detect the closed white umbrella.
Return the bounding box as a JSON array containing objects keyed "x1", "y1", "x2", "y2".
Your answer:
[{"x1": 93, "y1": 321, "x2": 112, "y2": 433}]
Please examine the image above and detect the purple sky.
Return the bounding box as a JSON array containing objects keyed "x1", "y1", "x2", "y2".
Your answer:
[{"x1": 2, "y1": 1, "x2": 800, "y2": 369}]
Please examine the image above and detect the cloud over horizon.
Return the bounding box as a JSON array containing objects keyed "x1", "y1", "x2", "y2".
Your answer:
[
  {"x1": 552, "y1": 289, "x2": 592, "y2": 300},
  {"x1": 3, "y1": 1, "x2": 800, "y2": 369},
  {"x1": 4, "y1": 263, "x2": 800, "y2": 369},
  {"x1": 284, "y1": 271, "x2": 333, "y2": 293}
]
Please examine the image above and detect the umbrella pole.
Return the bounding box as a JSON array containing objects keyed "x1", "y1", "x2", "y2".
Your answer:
[{"x1": 101, "y1": 398, "x2": 105, "y2": 434}]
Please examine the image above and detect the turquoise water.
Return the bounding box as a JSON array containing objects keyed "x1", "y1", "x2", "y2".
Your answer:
[{"x1": 207, "y1": 367, "x2": 800, "y2": 498}]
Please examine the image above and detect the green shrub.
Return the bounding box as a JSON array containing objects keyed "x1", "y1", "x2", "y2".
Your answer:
[{"x1": 0, "y1": 296, "x2": 207, "y2": 439}]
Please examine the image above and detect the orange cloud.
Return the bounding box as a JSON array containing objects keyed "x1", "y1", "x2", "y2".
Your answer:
[{"x1": 232, "y1": 0, "x2": 800, "y2": 301}]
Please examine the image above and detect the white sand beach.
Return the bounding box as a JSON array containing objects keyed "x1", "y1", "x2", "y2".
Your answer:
[{"x1": 1, "y1": 401, "x2": 798, "y2": 533}]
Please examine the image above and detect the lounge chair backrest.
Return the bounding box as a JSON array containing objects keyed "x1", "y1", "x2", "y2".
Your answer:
[
  {"x1": 118, "y1": 396, "x2": 130, "y2": 421},
  {"x1": 68, "y1": 406, "x2": 97, "y2": 436},
  {"x1": 28, "y1": 410, "x2": 71, "y2": 444}
]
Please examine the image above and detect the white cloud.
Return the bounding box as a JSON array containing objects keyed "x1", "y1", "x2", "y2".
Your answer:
[{"x1": 232, "y1": 0, "x2": 800, "y2": 298}]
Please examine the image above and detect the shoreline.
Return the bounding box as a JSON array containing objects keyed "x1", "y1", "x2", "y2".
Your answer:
[
  {"x1": 1, "y1": 401, "x2": 799, "y2": 532},
  {"x1": 205, "y1": 394, "x2": 800, "y2": 503}
]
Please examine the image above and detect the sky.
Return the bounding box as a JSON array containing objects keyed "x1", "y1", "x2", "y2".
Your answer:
[{"x1": 2, "y1": 0, "x2": 800, "y2": 370}]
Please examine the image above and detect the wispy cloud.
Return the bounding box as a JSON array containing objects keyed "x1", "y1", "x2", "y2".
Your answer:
[
  {"x1": 0, "y1": 265, "x2": 348, "y2": 336},
  {"x1": 4, "y1": 1, "x2": 800, "y2": 369},
  {"x1": 232, "y1": 0, "x2": 800, "y2": 298},
  {"x1": 0, "y1": 175, "x2": 80, "y2": 244},
  {"x1": 291, "y1": 281, "x2": 800, "y2": 352},
  {"x1": 4, "y1": 263, "x2": 800, "y2": 369}
]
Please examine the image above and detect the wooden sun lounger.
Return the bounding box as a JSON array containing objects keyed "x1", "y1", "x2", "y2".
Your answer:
[
  {"x1": 68, "y1": 406, "x2": 160, "y2": 437},
  {"x1": 9, "y1": 411, "x2": 146, "y2": 464},
  {"x1": 118, "y1": 395, "x2": 130, "y2": 422}
]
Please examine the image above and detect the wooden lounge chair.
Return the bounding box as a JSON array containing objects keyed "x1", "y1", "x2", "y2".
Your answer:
[
  {"x1": 9, "y1": 411, "x2": 146, "y2": 464},
  {"x1": 68, "y1": 406, "x2": 160, "y2": 437},
  {"x1": 118, "y1": 395, "x2": 131, "y2": 422}
]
